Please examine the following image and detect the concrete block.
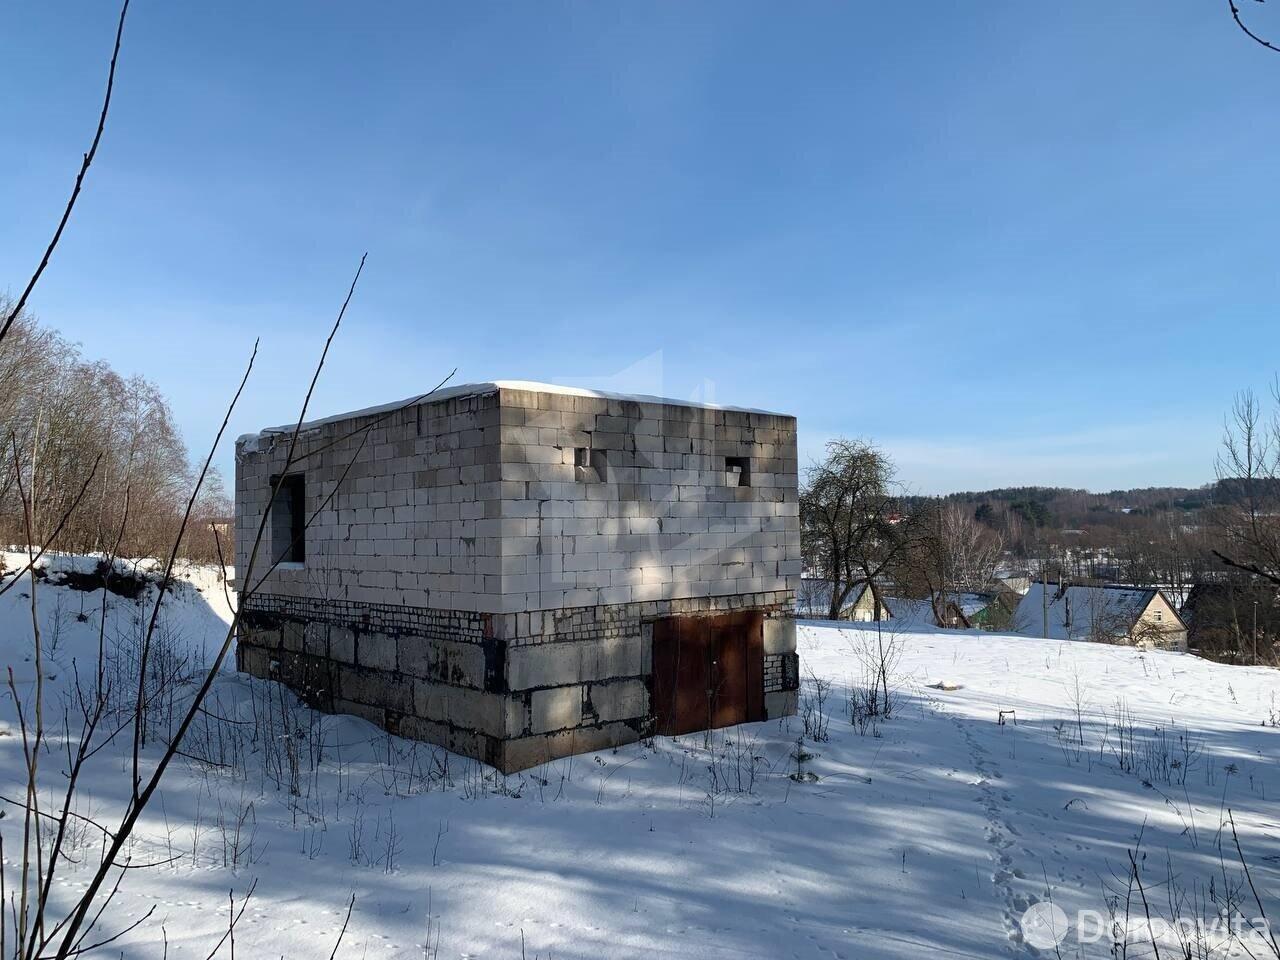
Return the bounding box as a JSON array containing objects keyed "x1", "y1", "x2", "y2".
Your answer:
[
  {"x1": 303, "y1": 620, "x2": 329, "y2": 657},
  {"x1": 356, "y1": 631, "x2": 398, "y2": 671},
  {"x1": 412, "y1": 681, "x2": 506, "y2": 738},
  {"x1": 505, "y1": 695, "x2": 530, "y2": 736},
  {"x1": 764, "y1": 690, "x2": 797, "y2": 719},
  {"x1": 281, "y1": 620, "x2": 306, "y2": 653},
  {"x1": 329, "y1": 625, "x2": 357, "y2": 663},
  {"x1": 240, "y1": 623, "x2": 281, "y2": 651},
  {"x1": 337, "y1": 664, "x2": 412, "y2": 711},
  {"x1": 507, "y1": 643, "x2": 579, "y2": 691},
  {"x1": 398, "y1": 715, "x2": 498, "y2": 766},
  {"x1": 763, "y1": 617, "x2": 796, "y2": 654},
  {"x1": 530, "y1": 685, "x2": 583, "y2": 734},
  {"x1": 582, "y1": 635, "x2": 645, "y2": 680},
  {"x1": 499, "y1": 720, "x2": 644, "y2": 773},
  {"x1": 332, "y1": 697, "x2": 385, "y2": 728},
  {"x1": 236, "y1": 642, "x2": 271, "y2": 679},
  {"x1": 586, "y1": 678, "x2": 648, "y2": 723},
  {"x1": 399, "y1": 637, "x2": 488, "y2": 688}
]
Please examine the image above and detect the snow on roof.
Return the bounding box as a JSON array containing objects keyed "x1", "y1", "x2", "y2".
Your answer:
[
  {"x1": 794, "y1": 580, "x2": 989, "y2": 627},
  {"x1": 951, "y1": 593, "x2": 992, "y2": 618},
  {"x1": 237, "y1": 380, "x2": 791, "y2": 446},
  {"x1": 887, "y1": 598, "x2": 950, "y2": 629},
  {"x1": 886, "y1": 595, "x2": 989, "y2": 629},
  {"x1": 1012, "y1": 582, "x2": 1174, "y2": 641}
]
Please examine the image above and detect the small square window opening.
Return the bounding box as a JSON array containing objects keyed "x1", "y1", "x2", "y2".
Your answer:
[
  {"x1": 269, "y1": 473, "x2": 306, "y2": 564},
  {"x1": 575, "y1": 447, "x2": 608, "y2": 482}
]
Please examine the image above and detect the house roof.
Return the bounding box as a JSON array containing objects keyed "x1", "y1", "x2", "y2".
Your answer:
[
  {"x1": 949, "y1": 593, "x2": 993, "y2": 618},
  {"x1": 1013, "y1": 581, "x2": 1185, "y2": 640},
  {"x1": 993, "y1": 574, "x2": 1032, "y2": 594},
  {"x1": 881, "y1": 595, "x2": 981, "y2": 629},
  {"x1": 796, "y1": 579, "x2": 902, "y2": 618},
  {"x1": 883, "y1": 597, "x2": 932, "y2": 627},
  {"x1": 239, "y1": 380, "x2": 791, "y2": 444},
  {"x1": 795, "y1": 580, "x2": 987, "y2": 629}
]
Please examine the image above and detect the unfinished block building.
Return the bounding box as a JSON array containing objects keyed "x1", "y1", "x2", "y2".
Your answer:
[{"x1": 234, "y1": 382, "x2": 800, "y2": 772}]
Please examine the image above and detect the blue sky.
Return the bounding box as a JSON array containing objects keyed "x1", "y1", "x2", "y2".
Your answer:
[{"x1": 3, "y1": 2, "x2": 1279, "y2": 494}]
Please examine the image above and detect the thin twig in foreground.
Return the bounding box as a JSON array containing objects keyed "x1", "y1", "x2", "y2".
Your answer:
[{"x1": 0, "y1": 0, "x2": 130, "y2": 345}]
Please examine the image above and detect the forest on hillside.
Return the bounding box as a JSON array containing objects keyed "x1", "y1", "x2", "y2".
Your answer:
[{"x1": 0, "y1": 300, "x2": 230, "y2": 562}]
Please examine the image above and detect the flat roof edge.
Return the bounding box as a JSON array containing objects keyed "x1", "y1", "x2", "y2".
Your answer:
[{"x1": 236, "y1": 379, "x2": 793, "y2": 445}]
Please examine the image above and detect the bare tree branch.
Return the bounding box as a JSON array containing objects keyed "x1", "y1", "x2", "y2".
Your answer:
[
  {"x1": 51, "y1": 257, "x2": 367, "y2": 960},
  {"x1": 131, "y1": 338, "x2": 258, "y2": 800},
  {"x1": 0, "y1": 0, "x2": 130, "y2": 345},
  {"x1": 328, "y1": 894, "x2": 356, "y2": 960},
  {"x1": 1228, "y1": 0, "x2": 1280, "y2": 54},
  {"x1": 1213, "y1": 548, "x2": 1280, "y2": 586}
]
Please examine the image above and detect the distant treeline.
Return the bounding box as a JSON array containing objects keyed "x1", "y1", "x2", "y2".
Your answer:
[
  {"x1": 901, "y1": 484, "x2": 1215, "y2": 534},
  {"x1": 0, "y1": 301, "x2": 230, "y2": 562}
]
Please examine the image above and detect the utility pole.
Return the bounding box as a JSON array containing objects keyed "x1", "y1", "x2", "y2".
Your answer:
[
  {"x1": 1042, "y1": 551, "x2": 1050, "y2": 639},
  {"x1": 1253, "y1": 600, "x2": 1259, "y2": 663}
]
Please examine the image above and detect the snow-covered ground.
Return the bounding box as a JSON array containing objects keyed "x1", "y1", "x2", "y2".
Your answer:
[{"x1": 2, "y1": 556, "x2": 1278, "y2": 958}]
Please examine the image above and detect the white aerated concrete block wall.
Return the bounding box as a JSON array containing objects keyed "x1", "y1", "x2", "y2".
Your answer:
[
  {"x1": 236, "y1": 385, "x2": 800, "y2": 617},
  {"x1": 492, "y1": 386, "x2": 800, "y2": 615},
  {"x1": 235, "y1": 390, "x2": 505, "y2": 613},
  {"x1": 234, "y1": 383, "x2": 800, "y2": 772}
]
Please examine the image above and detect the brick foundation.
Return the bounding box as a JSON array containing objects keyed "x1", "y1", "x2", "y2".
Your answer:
[{"x1": 237, "y1": 589, "x2": 799, "y2": 772}]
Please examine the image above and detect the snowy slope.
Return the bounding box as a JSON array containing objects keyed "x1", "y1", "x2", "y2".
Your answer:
[{"x1": 1, "y1": 561, "x2": 1278, "y2": 958}]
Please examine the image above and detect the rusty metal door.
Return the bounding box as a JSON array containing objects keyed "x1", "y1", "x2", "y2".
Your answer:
[
  {"x1": 652, "y1": 611, "x2": 765, "y2": 736},
  {"x1": 715, "y1": 610, "x2": 765, "y2": 727},
  {"x1": 710, "y1": 614, "x2": 746, "y2": 728},
  {"x1": 651, "y1": 616, "x2": 710, "y2": 736}
]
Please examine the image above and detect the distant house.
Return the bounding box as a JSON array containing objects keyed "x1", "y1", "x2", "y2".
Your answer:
[
  {"x1": 1013, "y1": 581, "x2": 1187, "y2": 650},
  {"x1": 797, "y1": 579, "x2": 1009, "y2": 631},
  {"x1": 1181, "y1": 582, "x2": 1280, "y2": 662},
  {"x1": 796, "y1": 579, "x2": 891, "y2": 621},
  {"x1": 846, "y1": 583, "x2": 893, "y2": 621},
  {"x1": 969, "y1": 587, "x2": 1021, "y2": 630},
  {"x1": 860, "y1": 587, "x2": 978, "y2": 628}
]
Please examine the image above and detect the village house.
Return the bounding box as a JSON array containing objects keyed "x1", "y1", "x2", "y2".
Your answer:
[
  {"x1": 846, "y1": 582, "x2": 893, "y2": 621},
  {"x1": 1012, "y1": 580, "x2": 1187, "y2": 649},
  {"x1": 796, "y1": 580, "x2": 1013, "y2": 630},
  {"x1": 887, "y1": 594, "x2": 990, "y2": 630},
  {"x1": 971, "y1": 584, "x2": 1021, "y2": 630},
  {"x1": 795, "y1": 579, "x2": 891, "y2": 621},
  {"x1": 234, "y1": 381, "x2": 801, "y2": 773}
]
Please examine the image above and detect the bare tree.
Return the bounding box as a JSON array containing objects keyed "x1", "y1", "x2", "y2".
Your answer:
[
  {"x1": 0, "y1": 305, "x2": 198, "y2": 561},
  {"x1": 800, "y1": 439, "x2": 916, "y2": 620},
  {"x1": 881, "y1": 498, "x2": 1005, "y2": 628},
  {"x1": 933, "y1": 502, "x2": 1003, "y2": 594},
  {"x1": 1213, "y1": 385, "x2": 1280, "y2": 587}
]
